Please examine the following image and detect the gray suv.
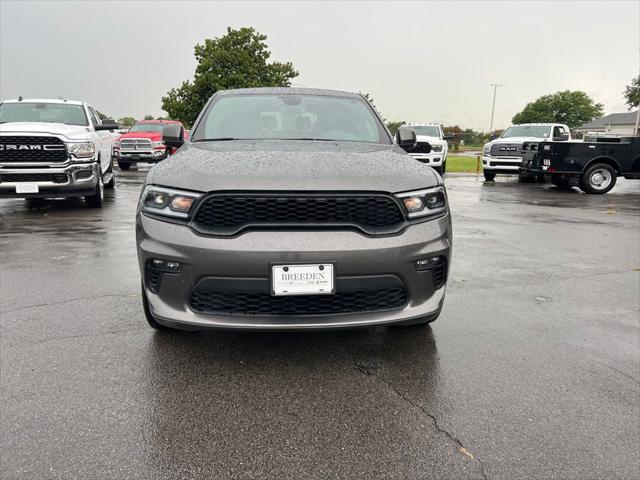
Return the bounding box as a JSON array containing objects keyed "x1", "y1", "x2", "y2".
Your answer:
[{"x1": 136, "y1": 88, "x2": 452, "y2": 331}]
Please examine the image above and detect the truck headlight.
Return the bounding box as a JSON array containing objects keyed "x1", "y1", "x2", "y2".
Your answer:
[
  {"x1": 139, "y1": 185, "x2": 203, "y2": 219},
  {"x1": 431, "y1": 144, "x2": 443, "y2": 152},
  {"x1": 67, "y1": 142, "x2": 95, "y2": 159},
  {"x1": 395, "y1": 186, "x2": 447, "y2": 219},
  {"x1": 483, "y1": 144, "x2": 491, "y2": 155},
  {"x1": 152, "y1": 141, "x2": 165, "y2": 148}
]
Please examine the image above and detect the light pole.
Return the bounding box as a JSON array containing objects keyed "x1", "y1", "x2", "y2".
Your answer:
[{"x1": 489, "y1": 83, "x2": 502, "y2": 133}]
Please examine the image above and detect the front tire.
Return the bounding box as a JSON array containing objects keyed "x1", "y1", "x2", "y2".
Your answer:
[
  {"x1": 85, "y1": 174, "x2": 104, "y2": 208},
  {"x1": 580, "y1": 163, "x2": 617, "y2": 194},
  {"x1": 483, "y1": 171, "x2": 496, "y2": 181}
]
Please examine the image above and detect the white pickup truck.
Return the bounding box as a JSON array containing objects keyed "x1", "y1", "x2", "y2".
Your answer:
[
  {"x1": 0, "y1": 98, "x2": 118, "y2": 207},
  {"x1": 482, "y1": 123, "x2": 571, "y2": 181},
  {"x1": 398, "y1": 124, "x2": 452, "y2": 175}
]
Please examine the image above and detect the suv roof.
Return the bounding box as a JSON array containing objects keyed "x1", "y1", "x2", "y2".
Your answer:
[
  {"x1": 216, "y1": 87, "x2": 359, "y2": 98},
  {"x1": 2, "y1": 98, "x2": 85, "y2": 106}
]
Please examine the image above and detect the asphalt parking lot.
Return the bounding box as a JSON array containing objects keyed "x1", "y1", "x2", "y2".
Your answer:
[{"x1": 1, "y1": 170, "x2": 639, "y2": 480}]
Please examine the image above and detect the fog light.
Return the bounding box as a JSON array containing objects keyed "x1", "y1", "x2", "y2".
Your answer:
[
  {"x1": 150, "y1": 258, "x2": 182, "y2": 272},
  {"x1": 416, "y1": 256, "x2": 443, "y2": 271}
]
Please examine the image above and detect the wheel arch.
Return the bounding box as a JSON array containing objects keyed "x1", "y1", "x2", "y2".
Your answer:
[{"x1": 582, "y1": 156, "x2": 622, "y2": 175}]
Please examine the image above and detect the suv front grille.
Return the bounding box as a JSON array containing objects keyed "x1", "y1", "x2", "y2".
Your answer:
[
  {"x1": 0, "y1": 173, "x2": 68, "y2": 183},
  {"x1": 120, "y1": 138, "x2": 153, "y2": 152},
  {"x1": 490, "y1": 143, "x2": 523, "y2": 157},
  {"x1": 190, "y1": 287, "x2": 408, "y2": 316},
  {"x1": 191, "y1": 193, "x2": 406, "y2": 236},
  {"x1": 0, "y1": 136, "x2": 67, "y2": 163}
]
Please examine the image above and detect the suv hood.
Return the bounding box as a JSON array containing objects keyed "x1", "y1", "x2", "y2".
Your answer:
[
  {"x1": 0, "y1": 122, "x2": 91, "y2": 141},
  {"x1": 118, "y1": 131, "x2": 162, "y2": 141},
  {"x1": 148, "y1": 140, "x2": 440, "y2": 193}
]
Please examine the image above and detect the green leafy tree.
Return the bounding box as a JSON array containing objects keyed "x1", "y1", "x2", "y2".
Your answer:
[
  {"x1": 162, "y1": 27, "x2": 299, "y2": 126},
  {"x1": 624, "y1": 75, "x2": 640, "y2": 110},
  {"x1": 96, "y1": 111, "x2": 109, "y2": 120},
  {"x1": 443, "y1": 125, "x2": 463, "y2": 151},
  {"x1": 117, "y1": 116, "x2": 136, "y2": 127},
  {"x1": 386, "y1": 120, "x2": 406, "y2": 135},
  {"x1": 512, "y1": 90, "x2": 604, "y2": 128},
  {"x1": 143, "y1": 114, "x2": 155, "y2": 120}
]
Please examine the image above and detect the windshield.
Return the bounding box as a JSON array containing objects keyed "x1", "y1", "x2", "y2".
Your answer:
[
  {"x1": 411, "y1": 126, "x2": 441, "y2": 137},
  {"x1": 501, "y1": 125, "x2": 551, "y2": 138},
  {"x1": 129, "y1": 123, "x2": 167, "y2": 133},
  {"x1": 0, "y1": 102, "x2": 88, "y2": 126},
  {"x1": 192, "y1": 94, "x2": 390, "y2": 144}
]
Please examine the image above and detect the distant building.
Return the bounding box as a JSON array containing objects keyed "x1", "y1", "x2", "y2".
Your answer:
[{"x1": 576, "y1": 111, "x2": 638, "y2": 135}]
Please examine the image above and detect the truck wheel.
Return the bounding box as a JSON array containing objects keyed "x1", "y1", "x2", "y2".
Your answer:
[
  {"x1": 85, "y1": 174, "x2": 104, "y2": 208},
  {"x1": 118, "y1": 161, "x2": 130, "y2": 171},
  {"x1": 141, "y1": 283, "x2": 175, "y2": 331},
  {"x1": 483, "y1": 171, "x2": 496, "y2": 181},
  {"x1": 580, "y1": 163, "x2": 617, "y2": 194},
  {"x1": 105, "y1": 158, "x2": 116, "y2": 189}
]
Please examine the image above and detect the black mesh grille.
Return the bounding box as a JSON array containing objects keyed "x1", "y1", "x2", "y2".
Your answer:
[
  {"x1": 0, "y1": 136, "x2": 68, "y2": 163},
  {"x1": 405, "y1": 142, "x2": 432, "y2": 154},
  {"x1": 192, "y1": 194, "x2": 406, "y2": 236},
  {"x1": 189, "y1": 287, "x2": 408, "y2": 316},
  {"x1": 432, "y1": 264, "x2": 447, "y2": 289},
  {"x1": 0, "y1": 173, "x2": 68, "y2": 183},
  {"x1": 490, "y1": 143, "x2": 522, "y2": 157}
]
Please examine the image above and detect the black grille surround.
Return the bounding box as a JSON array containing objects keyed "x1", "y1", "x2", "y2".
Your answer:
[
  {"x1": 405, "y1": 142, "x2": 432, "y2": 154},
  {"x1": 189, "y1": 275, "x2": 409, "y2": 317},
  {"x1": 191, "y1": 192, "x2": 408, "y2": 237},
  {"x1": 0, "y1": 173, "x2": 68, "y2": 183},
  {"x1": 0, "y1": 136, "x2": 68, "y2": 163}
]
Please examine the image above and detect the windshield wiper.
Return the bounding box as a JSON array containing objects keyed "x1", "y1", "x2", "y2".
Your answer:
[
  {"x1": 193, "y1": 137, "x2": 245, "y2": 142},
  {"x1": 276, "y1": 138, "x2": 336, "y2": 141}
]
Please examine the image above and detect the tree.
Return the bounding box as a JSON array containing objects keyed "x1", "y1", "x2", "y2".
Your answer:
[
  {"x1": 162, "y1": 27, "x2": 299, "y2": 126},
  {"x1": 624, "y1": 75, "x2": 640, "y2": 110},
  {"x1": 117, "y1": 116, "x2": 136, "y2": 127},
  {"x1": 512, "y1": 90, "x2": 604, "y2": 129},
  {"x1": 442, "y1": 125, "x2": 463, "y2": 151},
  {"x1": 143, "y1": 114, "x2": 155, "y2": 120},
  {"x1": 96, "y1": 111, "x2": 109, "y2": 120},
  {"x1": 386, "y1": 120, "x2": 406, "y2": 135}
]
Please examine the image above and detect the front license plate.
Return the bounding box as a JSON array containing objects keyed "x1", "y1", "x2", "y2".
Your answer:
[
  {"x1": 272, "y1": 264, "x2": 334, "y2": 296},
  {"x1": 16, "y1": 183, "x2": 39, "y2": 194}
]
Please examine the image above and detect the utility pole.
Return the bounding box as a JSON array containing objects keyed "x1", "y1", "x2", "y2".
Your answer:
[{"x1": 489, "y1": 83, "x2": 502, "y2": 133}]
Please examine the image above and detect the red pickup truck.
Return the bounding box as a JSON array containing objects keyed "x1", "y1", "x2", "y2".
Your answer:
[{"x1": 112, "y1": 119, "x2": 188, "y2": 170}]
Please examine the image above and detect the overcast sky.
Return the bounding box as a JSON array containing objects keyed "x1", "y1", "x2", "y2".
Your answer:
[{"x1": 1, "y1": 0, "x2": 638, "y2": 130}]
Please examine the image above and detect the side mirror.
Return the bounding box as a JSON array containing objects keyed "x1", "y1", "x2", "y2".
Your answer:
[
  {"x1": 162, "y1": 124, "x2": 185, "y2": 149},
  {"x1": 396, "y1": 126, "x2": 417, "y2": 149},
  {"x1": 553, "y1": 133, "x2": 570, "y2": 141},
  {"x1": 95, "y1": 119, "x2": 118, "y2": 131},
  {"x1": 443, "y1": 133, "x2": 454, "y2": 140}
]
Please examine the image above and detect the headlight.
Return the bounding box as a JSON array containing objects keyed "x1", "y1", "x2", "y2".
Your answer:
[
  {"x1": 113, "y1": 140, "x2": 120, "y2": 148},
  {"x1": 139, "y1": 185, "x2": 203, "y2": 219},
  {"x1": 395, "y1": 186, "x2": 447, "y2": 219},
  {"x1": 67, "y1": 142, "x2": 95, "y2": 159},
  {"x1": 431, "y1": 144, "x2": 443, "y2": 153},
  {"x1": 483, "y1": 144, "x2": 491, "y2": 155},
  {"x1": 152, "y1": 141, "x2": 165, "y2": 148}
]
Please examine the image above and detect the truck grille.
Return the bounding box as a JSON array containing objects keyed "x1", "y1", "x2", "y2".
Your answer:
[
  {"x1": 490, "y1": 143, "x2": 523, "y2": 157},
  {"x1": 0, "y1": 173, "x2": 68, "y2": 183},
  {"x1": 120, "y1": 138, "x2": 153, "y2": 151},
  {"x1": 406, "y1": 142, "x2": 432, "y2": 154},
  {"x1": 191, "y1": 193, "x2": 407, "y2": 236},
  {"x1": 0, "y1": 136, "x2": 67, "y2": 163}
]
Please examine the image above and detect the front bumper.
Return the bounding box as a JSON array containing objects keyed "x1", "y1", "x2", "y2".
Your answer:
[
  {"x1": 482, "y1": 155, "x2": 523, "y2": 173},
  {"x1": 408, "y1": 152, "x2": 445, "y2": 166},
  {"x1": 137, "y1": 213, "x2": 452, "y2": 330},
  {"x1": 114, "y1": 150, "x2": 167, "y2": 163},
  {"x1": 0, "y1": 162, "x2": 99, "y2": 198}
]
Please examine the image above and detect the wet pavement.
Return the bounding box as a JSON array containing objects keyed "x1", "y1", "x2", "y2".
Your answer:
[{"x1": 1, "y1": 169, "x2": 639, "y2": 479}]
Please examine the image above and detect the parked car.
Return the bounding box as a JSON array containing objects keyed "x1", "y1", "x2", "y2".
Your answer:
[
  {"x1": 520, "y1": 136, "x2": 640, "y2": 194},
  {"x1": 482, "y1": 123, "x2": 571, "y2": 181},
  {"x1": 396, "y1": 124, "x2": 452, "y2": 175},
  {"x1": 0, "y1": 98, "x2": 118, "y2": 207},
  {"x1": 136, "y1": 88, "x2": 452, "y2": 332},
  {"x1": 113, "y1": 119, "x2": 187, "y2": 170}
]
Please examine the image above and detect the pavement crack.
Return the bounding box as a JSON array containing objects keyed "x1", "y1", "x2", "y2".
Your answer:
[
  {"x1": 1, "y1": 293, "x2": 139, "y2": 316},
  {"x1": 338, "y1": 336, "x2": 490, "y2": 480}
]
